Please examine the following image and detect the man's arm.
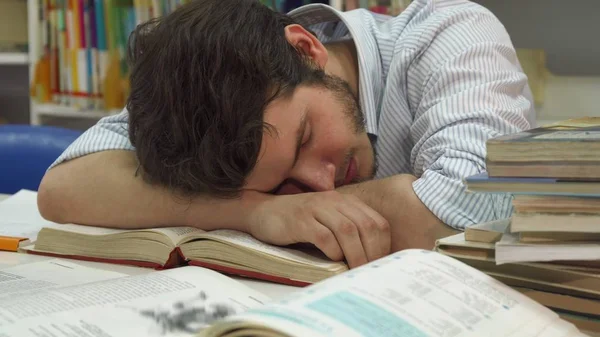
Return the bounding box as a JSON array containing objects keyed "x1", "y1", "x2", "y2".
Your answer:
[
  {"x1": 337, "y1": 3, "x2": 534, "y2": 250},
  {"x1": 39, "y1": 150, "x2": 253, "y2": 230},
  {"x1": 38, "y1": 110, "x2": 252, "y2": 230}
]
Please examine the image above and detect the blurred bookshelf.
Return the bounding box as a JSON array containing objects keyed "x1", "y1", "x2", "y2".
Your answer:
[
  {"x1": 25, "y1": 0, "x2": 600, "y2": 129},
  {"x1": 27, "y1": 0, "x2": 412, "y2": 127}
]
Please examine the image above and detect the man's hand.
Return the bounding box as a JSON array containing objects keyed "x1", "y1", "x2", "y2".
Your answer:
[
  {"x1": 337, "y1": 174, "x2": 459, "y2": 252},
  {"x1": 246, "y1": 191, "x2": 391, "y2": 268}
]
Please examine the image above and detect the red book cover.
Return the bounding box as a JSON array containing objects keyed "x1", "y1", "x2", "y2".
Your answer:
[{"x1": 26, "y1": 247, "x2": 184, "y2": 270}]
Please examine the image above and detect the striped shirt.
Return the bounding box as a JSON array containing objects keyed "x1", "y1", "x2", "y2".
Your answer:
[{"x1": 52, "y1": 0, "x2": 535, "y2": 230}]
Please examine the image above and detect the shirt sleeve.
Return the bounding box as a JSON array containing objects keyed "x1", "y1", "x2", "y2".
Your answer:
[
  {"x1": 407, "y1": 3, "x2": 535, "y2": 230},
  {"x1": 49, "y1": 108, "x2": 135, "y2": 169}
]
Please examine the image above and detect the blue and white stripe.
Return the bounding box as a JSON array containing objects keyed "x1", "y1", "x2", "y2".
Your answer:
[{"x1": 52, "y1": 0, "x2": 535, "y2": 230}]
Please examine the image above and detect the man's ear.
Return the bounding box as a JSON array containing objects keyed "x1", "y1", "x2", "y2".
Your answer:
[{"x1": 284, "y1": 24, "x2": 328, "y2": 68}]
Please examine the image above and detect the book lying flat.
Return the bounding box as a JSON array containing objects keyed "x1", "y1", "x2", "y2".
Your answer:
[
  {"x1": 486, "y1": 162, "x2": 600, "y2": 179},
  {"x1": 520, "y1": 231, "x2": 600, "y2": 243},
  {"x1": 512, "y1": 213, "x2": 600, "y2": 233},
  {"x1": 485, "y1": 117, "x2": 600, "y2": 178},
  {"x1": 463, "y1": 172, "x2": 600, "y2": 197},
  {"x1": 23, "y1": 224, "x2": 348, "y2": 286},
  {"x1": 2, "y1": 249, "x2": 587, "y2": 337},
  {"x1": 496, "y1": 233, "x2": 600, "y2": 265},
  {"x1": 513, "y1": 195, "x2": 600, "y2": 214},
  {"x1": 0, "y1": 190, "x2": 58, "y2": 252},
  {"x1": 464, "y1": 218, "x2": 510, "y2": 243},
  {"x1": 436, "y1": 233, "x2": 600, "y2": 301}
]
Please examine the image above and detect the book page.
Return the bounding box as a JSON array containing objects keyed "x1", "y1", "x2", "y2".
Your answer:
[
  {"x1": 203, "y1": 250, "x2": 583, "y2": 337},
  {"x1": 0, "y1": 259, "x2": 126, "y2": 299},
  {"x1": 41, "y1": 223, "x2": 186, "y2": 246},
  {"x1": 437, "y1": 233, "x2": 495, "y2": 250},
  {"x1": 0, "y1": 190, "x2": 59, "y2": 241},
  {"x1": 152, "y1": 227, "x2": 206, "y2": 245},
  {"x1": 198, "y1": 230, "x2": 346, "y2": 268},
  {"x1": 0, "y1": 266, "x2": 271, "y2": 337}
]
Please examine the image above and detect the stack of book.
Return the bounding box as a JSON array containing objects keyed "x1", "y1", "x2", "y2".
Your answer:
[{"x1": 437, "y1": 117, "x2": 600, "y2": 336}]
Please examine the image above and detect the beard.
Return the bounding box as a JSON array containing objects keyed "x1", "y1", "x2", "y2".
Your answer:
[
  {"x1": 320, "y1": 73, "x2": 377, "y2": 182},
  {"x1": 320, "y1": 73, "x2": 366, "y2": 134}
]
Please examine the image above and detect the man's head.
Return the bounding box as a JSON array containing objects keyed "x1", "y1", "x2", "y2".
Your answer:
[{"x1": 127, "y1": 0, "x2": 376, "y2": 197}]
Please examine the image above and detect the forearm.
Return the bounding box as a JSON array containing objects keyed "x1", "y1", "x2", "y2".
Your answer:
[
  {"x1": 38, "y1": 150, "x2": 256, "y2": 231},
  {"x1": 337, "y1": 174, "x2": 458, "y2": 251}
]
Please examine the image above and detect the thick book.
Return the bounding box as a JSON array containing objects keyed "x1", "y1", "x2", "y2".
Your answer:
[
  {"x1": 513, "y1": 195, "x2": 600, "y2": 214},
  {"x1": 495, "y1": 233, "x2": 600, "y2": 265},
  {"x1": 464, "y1": 218, "x2": 510, "y2": 243},
  {"x1": 464, "y1": 172, "x2": 600, "y2": 197},
  {"x1": 485, "y1": 117, "x2": 600, "y2": 179},
  {"x1": 24, "y1": 225, "x2": 348, "y2": 286},
  {"x1": 511, "y1": 213, "x2": 600, "y2": 233}
]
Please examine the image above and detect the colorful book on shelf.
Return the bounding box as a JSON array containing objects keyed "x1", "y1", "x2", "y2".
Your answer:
[
  {"x1": 485, "y1": 117, "x2": 600, "y2": 179},
  {"x1": 32, "y1": 0, "x2": 193, "y2": 111}
]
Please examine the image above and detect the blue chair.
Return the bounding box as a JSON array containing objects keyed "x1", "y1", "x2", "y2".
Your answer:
[{"x1": 0, "y1": 125, "x2": 82, "y2": 194}]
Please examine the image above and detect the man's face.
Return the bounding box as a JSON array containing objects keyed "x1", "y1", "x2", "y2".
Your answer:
[{"x1": 245, "y1": 74, "x2": 376, "y2": 194}]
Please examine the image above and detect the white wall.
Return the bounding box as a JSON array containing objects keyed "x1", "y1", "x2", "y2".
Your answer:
[{"x1": 473, "y1": 0, "x2": 600, "y2": 126}]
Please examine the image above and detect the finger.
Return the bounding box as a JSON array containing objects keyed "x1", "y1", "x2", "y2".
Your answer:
[
  {"x1": 301, "y1": 220, "x2": 344, "y2": 262},
  {"x1": 314, "y1": 208, "x2": 368, "y2": 269},
  {"x1": 351, "y1": 201, "x2": 391, "y2": 258},
  {"x1": 336, "y1": 202, "x2": 386, "y2": 262}
]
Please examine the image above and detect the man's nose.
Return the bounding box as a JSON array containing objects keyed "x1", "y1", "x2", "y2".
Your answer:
[{"x1": 294, "y1": 162, "x2": 336, "y2": 192}]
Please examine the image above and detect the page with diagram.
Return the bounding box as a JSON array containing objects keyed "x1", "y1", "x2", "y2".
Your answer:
[{"x1": 0, "y1": 266, "x2": 271, "y2": 337}]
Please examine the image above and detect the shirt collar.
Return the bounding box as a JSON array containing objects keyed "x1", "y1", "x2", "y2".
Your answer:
[{"x1": 289, "y1": 5, "x2": 383, "y2": 135}]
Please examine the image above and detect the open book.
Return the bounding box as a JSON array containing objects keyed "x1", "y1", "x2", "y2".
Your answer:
[
  {"x1": 24, "y1": 225, "x2": 348, "y2": 286},
  {"x1": 0, "y1": 250, "x2": 587, "y2": 337}
]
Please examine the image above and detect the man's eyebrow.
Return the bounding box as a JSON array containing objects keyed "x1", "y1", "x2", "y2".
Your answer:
[{"x1": 293, "y1": 111, "x2": 309, "y2": 167}]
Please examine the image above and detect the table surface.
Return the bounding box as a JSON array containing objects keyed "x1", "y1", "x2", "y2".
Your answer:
[{"x1": 0, "y1": 194, "x2": 299, "y2": 300}]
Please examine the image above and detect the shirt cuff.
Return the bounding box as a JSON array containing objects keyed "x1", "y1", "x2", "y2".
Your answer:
[{"x1": 412, "y1": 169, "x2": 513, "y2": 230}]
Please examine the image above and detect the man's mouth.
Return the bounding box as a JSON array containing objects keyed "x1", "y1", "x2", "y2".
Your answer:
[{"x1": 343, "y1": 157, "x2": 358, "y2": 185}]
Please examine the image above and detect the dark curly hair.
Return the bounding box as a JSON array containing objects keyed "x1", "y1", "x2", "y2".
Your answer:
[{"x1": 126, "y1": 0, "x2": 326, "y2": 197}]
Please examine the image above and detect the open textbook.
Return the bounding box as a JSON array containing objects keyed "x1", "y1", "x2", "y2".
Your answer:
[
  {"x1": 0, "y1": 259, "x2": 270, "y2": 337},
  {"x1": 0, "y1": 250, "x2": 587, "y2": 337},
  {"x1": 0, "y1": 190, "x2": 347, "y2": 286}
]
